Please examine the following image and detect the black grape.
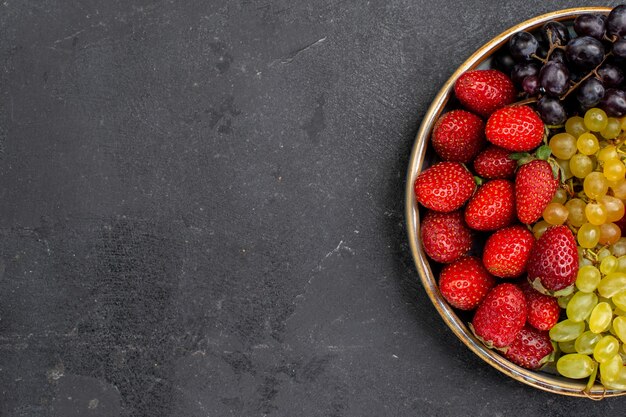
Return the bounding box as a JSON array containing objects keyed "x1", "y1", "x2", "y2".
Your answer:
[
  {"x1": 600, "y1": 89, "x2": 626, "y2": 117},
  {"x1": 509, "y1": 31, "x2": 539, "y2": 61},
  {"x1": 566, "y1": 36, "x2": 605, "y2": 70},
  {"x1": 576, "y1": 78, "x2": 605, "y2": 109},
  {"x1": 537, "y1": 96, "x2": 567, "y2": 125},
  {"x1": 607, "y1": 5, "x2": 626, "y2": 38},
  {"x1": 541, "y1": 21, "x2": 570, "y2": 46},
  {"x1": 574, "y1": 14, "x2": 606, "y2": 40},
  {"x1": 539, "y1": 61, "x2": 570, "y2": 96}
]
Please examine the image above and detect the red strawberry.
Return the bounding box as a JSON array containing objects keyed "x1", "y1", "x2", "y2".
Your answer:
[
  {"x1": 519, "y1": 281, "x2": 560, "y2": 331},
  {"x1": 431, "y1": 110, "x2": 485, "y2": 163},
  {"x1": 414, "y1": 162, "x2": 476, "y2": 212},
  {"x1": 515, "y1": 159, "x2": 559, "y2": 224},
  {"x1": 454, "y1": 69, "x2": 517, "y2": 117},
  {"x1": 485, "y1": 105, "x2": 544, "y2": 152},
  {"x1": 439, "y1": 256, "x2": 496, "y2": 310},
  {"x1": 464, "y1": 179, "x2": 515, "y2": 231},
  {"x1": 421, "y1": 210, "x2": 473, "y2": 263},
  {"x1": 527, "y1": 225, "x2": 579, "y2": 294},
  {"x1": 471, "y1": 283, "x2": 527, "y2": 348},
  {"x1": 473, "y1": 145, "x2": 517, "y2": 179},
  {"x1": 483, "y1": 225, "x2": 535, "y2": 278},
  {"x1": 503, "y1": 325, "x2": 554, "y2": 370}
]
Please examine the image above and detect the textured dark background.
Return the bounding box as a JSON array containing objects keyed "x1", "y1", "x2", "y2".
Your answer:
[{"x1": 2, "y1": 1, "x2": 626, "y2": 416}]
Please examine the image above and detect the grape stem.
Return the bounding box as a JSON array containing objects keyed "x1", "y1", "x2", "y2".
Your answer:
[{"x1": 560, "y1": 53, "x2": 612, "y2": 101}]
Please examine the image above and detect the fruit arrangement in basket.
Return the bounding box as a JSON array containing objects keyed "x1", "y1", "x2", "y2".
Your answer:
[{"x1": 414, "y1": 5, "x2": 626, "y2": 392}]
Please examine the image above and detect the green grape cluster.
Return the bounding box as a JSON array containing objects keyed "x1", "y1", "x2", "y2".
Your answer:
[{"x1": 544, "y1": 108, "x2": 626, "y2": 389}]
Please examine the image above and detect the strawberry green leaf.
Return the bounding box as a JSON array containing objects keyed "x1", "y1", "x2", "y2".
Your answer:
[
  {"x1": 473, "y1": 176, "x2": 484, "y2": 186},
  {"x1": 536, "y1": 145, "x2": 552, "y2": 161},
  {"x1": 508, "y1": 152, "x2": 530, "y2": 161}
]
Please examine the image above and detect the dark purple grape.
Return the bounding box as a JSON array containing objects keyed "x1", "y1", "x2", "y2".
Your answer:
[
  {"x1": 537, "y1": 96, "x2": 567, "y2": 125},
  {"x1": 509, "y1": 31, "x2": 539, "y2": 61},
  {"x1": 598, "y1": 64, "x2": 624, "y2": 88},
  {"x1": 511, "y1": 62, "x2": 539, "y2": 86},
  {"x1": 539, "y1": 61, "x2": 570, "y2": 96},
  {"x1": 607, "y1": 5, "x2": 626, "y2": 39},
  {"x1": 566, "y1": 36, "x2": 605, "y2": 70},
  {"x1": 494, "y1": 51, "x2": 516, "y2": 73},
  {"x1": 600, "y1": 89, "x2": 626, "y2": 117},
  {"x1": 522, "y1": 75, "x2": 540, "y2": 95},
  {"x1": 613, "y1": 39, "x2": 626, "y2": 60},
  {"x1": 548, "y1": 48, "x2": 567, "y2": 64},
  {"x1": 574, "y1": 13, "x2": 606, "y2": 40},
  {"x1": 541, "y1": 21, "x2": 570, "y2": 46},
  {"x1": 576, "y1": 78, "x2": 605, "y2": 108}
]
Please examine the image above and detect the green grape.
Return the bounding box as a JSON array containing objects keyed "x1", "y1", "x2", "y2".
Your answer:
[
  {"x1": 557, "y1": 353, "x2": 597, "y2": 379},
  {"x1": 600, "y1": 354, "x2": 622, "y2": 382},
  {"x1": 599, "y1": 195, "x2": 625, "y2": 223},
  {"x1": 566, "y1": 116, "x2": 588, "y2": 137},
  {"x1": 604, "y1": 159, "x2": 626, "y2": 183},
  {"x1": 613, "y1": 291, "x2": 626, "y2": 311},
  {"x1": 532, "y1": 220, "x2": 550, "y2": 239},
  {"x1": 576, "y1": 265, "x2": 602, "y2": 292},
  {"x1": 566, "y1": 198, "x2": 587, "y2": 227},
  {"x1": 558, "y1": 292, "x2": 574, "y2": 309},
  {"x1": 601, "y1": 255, "x2": 619, "y2": 274},
  {"x1": 589, "y1": 302, "x2": 613, "y2": 333},
  {"x1": 585, "y1": 108, "x2": 609, "y2": 132},
  {"x1": 616, "y1": 256, "x2": 626, "y2": 273},
  {"x1": 554, "y1": 158, "x2": 574, "y2": 181},
  {"x1": 583, "y1": 172, "x2": 609, "y2": 199},
  {"x1": 550, "y1": 132, "x2": 578, "y2": 159},
  {"x1": 603, "y1": 366, "x2": 626, "y2": 390},
  {"x1": 599, "y1": 295, "x2": 617, "y2": 309},
  {"x1": 598, "y1": 272, "x2": 626, "y2": 298},
  {"x1": 611, "y1": 238, "x2": 626, "y2": 257},
  {"x1": 570, "y1": 154, "x2": 594, "y2": 178},
  {"x1": 598, "y1": 247, "x2": 612, "y2": 261},
  {"x1": 578, "y1": 223, "x2": 600, "y2": 248},
  {"x1": 559, "y1": 340, "x2": 578, "y2": 354},
  {"x1": 550, "y1": 319, "x2": 586, "y2": 341},
  {"x1": 575, "y1": 330, "x2": 603, "y2": 354},
  {"x1": 602, "y1": 118, "x2": 623, "y2": 139},
  {"x1": 594, "y1": 335, "x2": 620, "y2": 363},
  {"x1": 567, "y1": 291, "x2": 598, "y2": 322},
  {"x1": 551, "y1": 188, "x2": 568, "y2": 204},
  {"x1": 577, "y1": 132, "x2": 600, "y2": 155},
  {"x1": 610, "y1": 179, "x2": 626, "y2": 199},
  {"x1": 600, "y1": 223, "x2": 622, "y2": 245},
  {"x1": 613, "y1": 316, "x2": 626, "y2": 343},
  {"x1": 543, "y1": 202, "x2": 569, "y2": 225},
  {"x1": 585, "y1": 203, "x2": 607, "y2": 226},
  {"x1": 598, "y1": 145, "x2": 619, "y2": 163}
]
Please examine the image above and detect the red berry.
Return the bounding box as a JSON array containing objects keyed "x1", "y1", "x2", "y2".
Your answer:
[
  {"x1": 464, "y1": 179, "x2": 515, "y2": 231},
  {"x1": 519, "y1": 281, "x2": 560, "y2": 331},
  {"x1": 431, "y1": 110, "x2": 485, "y2": 163},
  {"x1": 414, "y1": 162, "x2": 476, "y2": 212},
  {"x1": 527, "y1": 225, "x2": 579, "y2": 294},
  {"x1": 421, "y1": 210, "x2": 473, "y2": 263},
  {"x1": 485, "y1": 105, "x2": 545, "y2": 152},
  {"x1": 473, "y1": 145, "x2": 517, "y2": 179},
  {"x1": 454, "y1": 69, "x2": 517, "y2": 117},
  {"x1": 472, "y1": 283, "x2": 527, "y2": 348},
  {"x1": 503, "y1": 325, "x2": 554, "y2": 370},
  {"x1": 483, "y1": 225, "x2": 535, "y2": 278},
  {"x1": 439, "y1": 256, "x2": 496, "y2": 310},
  {"x1": 515, "y1": 160, "x2": 559, "y2": 224}
]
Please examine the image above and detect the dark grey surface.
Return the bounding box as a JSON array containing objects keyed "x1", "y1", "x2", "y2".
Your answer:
[{"x1": 1, "y1": 1, "x2": 625, "y2": 416}]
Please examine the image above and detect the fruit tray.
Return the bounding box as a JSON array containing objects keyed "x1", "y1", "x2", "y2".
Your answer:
[{"x1": 405, "y1": 6, "x2": 626, "y2": 398}]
